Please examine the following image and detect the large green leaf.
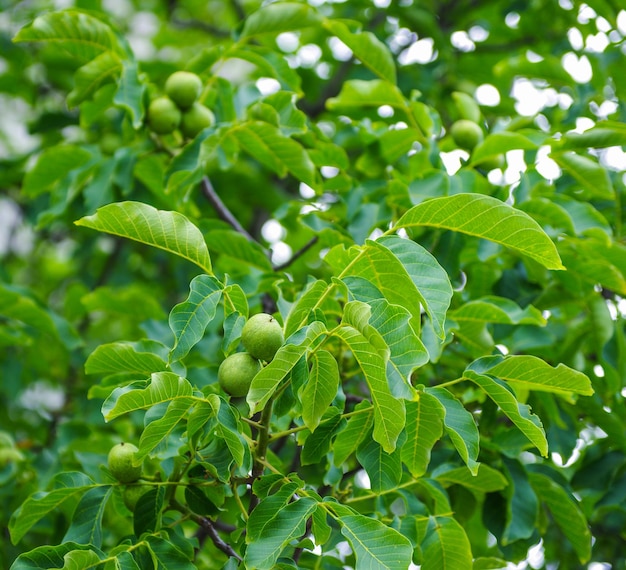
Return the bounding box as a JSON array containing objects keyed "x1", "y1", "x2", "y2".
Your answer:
[
  {"x1": 557, "y1": 122, "x2": 626, "y2": 149},
  {"x1": 85, "y1": 341, "x2": 168, "y2": 376},
  {"x1": 9, "y1": 473, "x2": 96, "y2": 544},
  {"x1": 169, "y1": 274, "x2": 223, "y2": 363},
  {"x1": 75, "y1": 201, "x2": 212, "y2": 274},
  {"x1": 435, "y1": 464, "x2": 508, "y2": 493},
  {"x1": 114, "y1": 60, "x2": 145, "y2": 129},
  {"x1": 205, "y1": 228, "x2": 272, "y2": 270},
  {"x1": 339, "y1": 513, "x2": 413, "y2": 570},
  {"x1": 356, "y1": 437, "x2": 402, "y2": 492},
  {"x1": 67, "y1": 51, "x2": 122, "y2": 107},
  {"x1": 332, "y1": 402, "x2": 374, "y2": 466},
  {"x1": 464, "y1": 370, "x2": 548, "y2": 457},
  {"x1": 323, "y1": 19, "x2": 396, "y2": 84},
  {"x1": 470, "y1": 132, "x2": 537, "y2": 166},
  {"x1": 13, "y1": 10, "x2": 124, "y2": 62},
  {"x1": 301, "y1": 349, "x2": 340, "y2": 431},
  {"x1": 551, "y1": 151, "x2": 614, "y2": 199},
  {"x1": 145, "y1": 534, "x2": 196, "y2": 570},
  {"x1": 393, "y1": 193, "x2": 564, "y2": 270},
  {"x1": 63, "y1": 486, "x2": 111, "y2": 547},
  {"x1": 327, "y1": 79, "x2": 407, "y2": 114},
  {"x1": 448, "y1": 296, "x2": 546, "y2": 326},
  {"x1": 501, "y1": 458, "x2": 539, "y2": 543},
  {"x1": 9, "y1": 543, "x2": 101, "y2": 570},
  {"x1": 420, "y1": 516, "x2": 473, "y2": 570},
  {"x1": 284, "y1": 279, "x2": 331, "y2": 338},
  {"x1": 240, "y1": 2, "x2": 321, "y2": 38}
]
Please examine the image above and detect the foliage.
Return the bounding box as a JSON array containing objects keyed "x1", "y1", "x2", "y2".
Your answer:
[{"x1": 2, "y1": 0, "x2": 626, "y2": 568}]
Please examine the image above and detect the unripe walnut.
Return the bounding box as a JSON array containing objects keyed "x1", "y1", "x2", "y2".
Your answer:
[
  {"x1": 180, "y1": 103, "x2": 215, "y2": 139},
  {"x1": 241, "y1": 313, "x2": 284, "y2": 362},
  {"x1": 147, "y1": 97, "x2": 181, "y2": 135},
  {"x1": 165, "y1": 71, "x2": 203, "y2": 109},
  {"x1": 450, "y1": 119, "x2": 484, "y2": 151},
  {"x1": 107, "y1": 442, "x2": 142, "y2": 483},
  {"x1": 218, "y1": 352, "x2": 261, "y2": 397}
]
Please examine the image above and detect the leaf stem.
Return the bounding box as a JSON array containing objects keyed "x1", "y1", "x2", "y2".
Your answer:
[
  {"x1": 249, "y1": 398, "x2": 274, "y2": 512},
  {"x1": 435, "y1": 377, "x2": 465, "y2": 390}
]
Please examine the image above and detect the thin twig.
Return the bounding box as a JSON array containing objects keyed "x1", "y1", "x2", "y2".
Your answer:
[
  {"x1": 272, "y1": 235, "x2": 319, "y2": 271},
  {"x1": 172, "y1": 18, "x2": 230, "y2": 38},
  {"x1": 200, "y1": 176, "x2": 258, "y2": 243}
]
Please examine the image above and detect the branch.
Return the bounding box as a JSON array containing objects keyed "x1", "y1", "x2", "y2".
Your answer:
[
  {"x1": 297, "y1": 59, "x2": 353, "y2": 118},
  {"x1": 272, "y1": 236, "x2": 319, "y2": 271},
  {"x1": 171, "y1": 17, "x2": 230, "y2": 38},
  {"x1": 249, "y1": 398, "x2": 274, "y2": 513},
  {"x1": 200, "y1": 176, "x2": 258, "y2": 243}
]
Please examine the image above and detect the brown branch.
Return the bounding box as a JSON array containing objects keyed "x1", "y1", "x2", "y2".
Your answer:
[
  {"x1": 171, "y1": 17, "x2": 230, "y2": 38},
  {"x1": 272, "y1": 236, "x2": 319, "y2": 271}
]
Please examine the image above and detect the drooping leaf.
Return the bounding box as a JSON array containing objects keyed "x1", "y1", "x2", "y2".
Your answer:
[
  {"x1": 393, "y1": 193, "x2": 564, "y2": 270},
  {"x1": 75, "y1": 201, "x2": 212, "y2": 274},
  {"x1": 332, "y1": 401, "x2": 374, "y2": 466},
  {"x1": 301, "y1": 408, "x2": 344, "y2": 465},
  {"x1": 449, "y1": 296, "x2": 546, "y2": 326},
  {"x1": 356, "y1": 436, "x2": 403, "y2": 492},
  {"x1": 85, "y1": 341, "x2": 168, "y2": 376},
  {"x1": 9, "y1": 543, "x2": 100, "y2": 570},
  {"x1": 67, "y1": 51, "x2": 122, "y2": 107},
  {"x1": 301, "y1": 349, "x2": 340, "y2": 431},
  {"x1": 205, "y1": 228, "x2": 272, "y2": 270},
  {"x1": 339, "y1": 513, "x2": 414, "y2": 570},
  {"x1": 435, "y1": 464, "x2": 508, "y2": 493},
  {"x1": 144, "y1": 534, "x2": 196, "y2": 570},
  {"x1": 327, "y1": 79, "x2": 407, "y2": 115},
  {"x1": 501, "y1": 458, "x2": 539, "y2": 544},
  {"x1": 114, "y1": 59, "x2": 145, "y2": 129},
  {"x1": 470, "y1": 132, "x2": 537, "y2": 165},
  {"x1": 169, "y1": 274, "x2": 223, "y2": 363},
  {"x1": 551, "y1": 151, "x2": 614, "y2": 199},
  {"x1": 241, "y1": 2, "x2": 321, "y2": 38},
  {"x1": 283, "y1": 279, "x2": 330, "y2": 338},
  {"x1": 420, "y1": 516, "x2": 473, "y2": 570},
  {"x1": 63, "y1": 486, "x2": 111, "y2": 547}
]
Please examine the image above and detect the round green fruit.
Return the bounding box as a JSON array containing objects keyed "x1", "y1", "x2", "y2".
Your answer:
[
  {"x1": 147, "y1": 97, "x2": 181, "y2": 135},
  {"x1": 242, "y1": 313, "x2": 285, "y2": 362},
  {"x1": 108, "y1": 442, "x2": 143, "y2": 483},
  {"x1": 165, "y1": 71, "x2": 203, "y2": 109},
  {"x1": 217, "y1": 352, "x2": 261, "y2": 397},
  {"x1": 123, "y1": 484, "x2": 149, "y2": 512},
  {"x1": 450, "y1": 119, "x2": 484, "y2": 151},
  {"x1": 180, "y1": 103, "x2": 215, "y2": 139}
]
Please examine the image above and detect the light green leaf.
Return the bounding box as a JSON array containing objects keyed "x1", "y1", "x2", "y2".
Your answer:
[
  {"x1": 13, "y1": 10, "x2": 124, "y2": 62},
  {"x1": 102, "y1": 372, "x2": 194, "y2": 421},
  {"x1": 85, "y1": 341, "x2": 168, "y2": 376},
  {"x1": 394, "y1": 193, "x2": 564, "y2": 270},
  {"x1": 241, "y1": 2, "x2": 321, "y2": 38},
  {"x1": 558, "y1": 122, "x2": 626, "y2": 149},
  {"x1": 452, "y1": 91, "x2": 481, "y2": 123},
  {"x1": 169, "y1": 274, "x2": 223, "y2": 363},
  {"x1": 449, "y1": 296, "x2": 546, "y2": 326},
  {"x1": 75, "y1": 201, "x2": 212, "y2": 274},
  {"x1": 529, "y1": 472, "x2": 592, "y2": 563},
  {"x1": 435, "y1": 464, "x2": 508, "y2": 493},
  {"x1": 59, "y1": 549, "x2": 104, "y2": 570},
  {"x1": 230, "y1": 46, "x2": 302, "y2": 95},
  {"x1": 426, "y1": 387, "x2": 480, "y2": 474},
  {"x1": 205, "y1": 228, "x2": 272, "y2": 270},
  {"x1": 9, "y1": 473, "x2": 96, "y2": 544},
  {"x1": 9, "y1": 543, "x2": 99, "y2": 570},
  {"x1": 245, "y1": 496, "x2": 317, "y2": 570},
  {"x1": 517, "y1": 198, "x2": 576, "y2": 235},
  {"x1": 145, "y1": 535, "x2": 196, "y2": 570},
  {"x1": 67, "y1": 51, "x2": 122, "y2": 107},
  {"x1": 323, "y1": 19, "x2": 396, "y2": 83},
  {"x1": 401, "y1": 393, "x2": 444, "y2": 478},
  {"x1": 464, "y1": 370, "x2": 548, "y2": 457},
  {"x1": 231, "y1": 121, "x2": 319, "y2": 189},
  {"x1": 114, "y1": 60, "x2": 146, "y2": 129},
  {"x1": 284, "y1": 279, "x2": 330, "y2": 338},
  {"x1": 339, "y1": 514, "x2": 413, "y2": 570},
  {"x1": 551, "y1": 151, "x2": 614, "y2": 199},
  {"x1": 210, "y1": 395, "x2": 249, "y2": 469},
  {"x1": 327, "y1": 79, "x2": 407, "y2": 113},
  {"x1": 475, "y1": 354, "x2": 593, "y2": 396},
  {"x1": 63, "y1": 486, "x2": 111, "y2": 548},
  {"x1": 333, "y1": 325, "x2": 405, "y2": 453},
  {"x1": 247, "y1": 321, "x2": 327, "y2": 414},
  {"x1": 420, "y1": 516, "x2": 473, "y2": 570},
  {"x1": 470, "y1": 132, "x2": 537, "y2": 165},
  {"x1": 333, "y1": 401, "x2": 374, "y2": 466},
  {"x1": 301, "y1": 350, "x2": 340, "y2": 432},
  {"x1": 301, "y1": 408, "x2": 344, "y2": 465},
  {"x1": 378, "y1": 235, "x2": 453, "y2": 339}
]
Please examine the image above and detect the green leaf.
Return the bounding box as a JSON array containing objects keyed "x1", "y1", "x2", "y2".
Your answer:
[
  {"x1": 356, "y1": 437, "x2": 402, "y2": 492},
  {"x1": 333, "y1": 324, "x2": 405, "y2": 453},
  {"x1": 420, "y1": 516, "x2": 473, "y2": 570},
  {"x1": 501, "y1": 458, "x2": 538, "y2": 543},
  {"x1": 9, "y1": 472, "x2": 96, "y2": 544},
  {"x1": 327, "y1": 79, "x2": 407, "y2": 113},
  {"x1": 301, "y1": 349, "x2": 340, "y2": 431},
  {"x1": 230, "y1": 46, "x2": 302, "y2": 95},
  {"x1": 529, "y1": 472, "x2": 592, "y2": 562},
  {"x1": 231, "y1": 121, "x2": 319, "y2": 189},
  {"x1": 247, "y1": 321, "x2": 327, "y2": 414},
  {"x1": 75, "y1": 201, "x2": 212, "y2": 274},
  {"x1": 138, "y1": 398, "x2": 195, "y2": 461},
  {"x1": 9, "y1": 543, "x2": 99, "y2": 570},
  {"x1": 301, "y1": 408, "x2": 344, "y2": 465},
  {"x1": 426, "y1": 387, "x2": 480, "y2": 474},
  {"x1": 102, "y1": 372, "x2": 194, "y2": 421},
  {"x1": 22, "y1": 145, "x2": 93, "y2": 198},
  {"x1": 394, "y1": 193, "x2": 564, "y2": 270},
  {"x1": 63, "y1": 486, "x2": 111, "y2": 548},
  {"x1": 284, "y1": 279, "x2": 330, "y2": 338},
  {"x1": 452, "y1": 91, "x2": 481, "y2": 123},
  {"x1": 551, "y1": 151, "x2": 614, "y2": 199},
  {"x1": 323, "y1": 19, "x2": 396, "y2": 83},
  {"x1": 245, "y1": 496, "x2": 317, "y2": 570},
  {"x1": 558, "y1": 122, "x2": 626, "y2": 149},
  {"x1": 67, "y1": 51, "x2": 122, "y2": 107},
  {"x1": 205, "y1": 228, "x2": 272, "y2": 270},
  {"x1": 464, "y1": 370, "x2": 548, "y2": 457},
  {"x1": 169, "y1": 274, "x2": 223, "y2": 363},
  {"x1": 13, "y1": 10, "x2": 124, "y2": 62},
  {"x1": 114, "y1": 60, "x2": 146, "y2": 129},
  {"x1": 470, "y1": 132, "x2": 537, "y2": 165},
  {"x1": 210, "y1": 394, "x2": 249, "y2": 469},
  {"x1": 134, "y1": 487, "x2": 166, "y2": 537},
  {"x1": 474, "y1": 354, "x2": 593, "y2": 396},
  {"x1": 58, "y1": 549, "x2": 104, "y2": 570},
  {"x1": 85, "y1": 341, "x2": 168, "y2": 376},
  {"x1": 145, "y1": 534, "x2": 196, "y2": 570},
  {"x1": 241, "y1": 2, "x2": 321, "y2": 38},
  {"x1": 435, "y1": 464, "x2": 508, "y2": 493},
  {"x1": 449, "y1": 296, "x2": 547, "y2": 326},
  {"x1": 378, "y1": 235, "x2": 453, "y2": 339},
  {"x1": 401, "y1": 393, "x2": 444, "y2": 478},
  {"x1": 339, "y1": 514, "x2": 413, "y2": 570},
  {"x1": 333, "y1": 401, "x2": 374, "y2": 466}
]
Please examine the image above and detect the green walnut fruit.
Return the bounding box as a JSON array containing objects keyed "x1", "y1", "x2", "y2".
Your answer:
[
  {"x1": 180, "y1": 103, "x2": 215, "y2": 139},
  {"x1": 165, "y1": 71, "x2": 203, "y2": 109},
  {"x1": 108, "y1": 442, "x2": 143, "y2": 483},
  {"x1": 123, "y1": 484, "x2": 149, "y2": 512},
  {"x1": 147, "y1": 97, "x2": 181, "y2": 134},
  {"x1": 218, "y1": 352, "x2": 261, "y2": 397},
  {"x1": 241, "y1": 313, "x2": 285, "y2": 362},
  {"x1": 450, "y1": 119, "x2": 484, "y2": 150}
]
